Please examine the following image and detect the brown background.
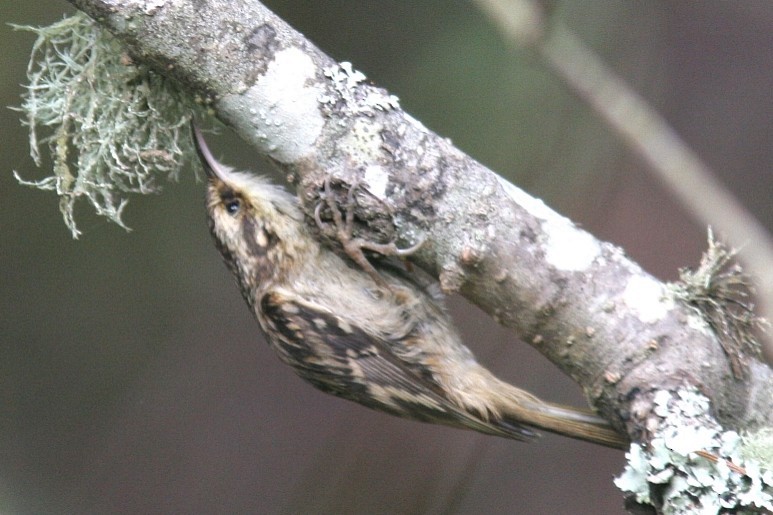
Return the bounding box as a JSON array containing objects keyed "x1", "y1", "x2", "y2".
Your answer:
[{"x1": 1, "y1": 1, "x2": 771, "y2": 513}]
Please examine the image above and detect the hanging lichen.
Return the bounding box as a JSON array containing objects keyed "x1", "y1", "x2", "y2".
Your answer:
[{"x1": 13, "y1": 12, "x2": 203, "y2": 237}]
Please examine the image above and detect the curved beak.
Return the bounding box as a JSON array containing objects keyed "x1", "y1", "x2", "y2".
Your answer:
[{"x1": 191, "y1": 120, "x2": 226, "y2": 181}]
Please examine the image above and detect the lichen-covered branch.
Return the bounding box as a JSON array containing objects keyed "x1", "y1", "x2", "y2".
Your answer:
[{"x1": 55, "y1": 0, "x2": 772, "y2": 453}]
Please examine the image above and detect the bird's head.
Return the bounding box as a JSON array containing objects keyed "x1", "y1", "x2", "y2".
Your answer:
[{"x1": 192, "y1": 122, "x2": 308, "y2": 295}]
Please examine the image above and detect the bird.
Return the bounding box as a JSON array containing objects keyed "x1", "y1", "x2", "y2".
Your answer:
[{"x1": 193, "y1": 122, "x2": 628, "y2": 449}]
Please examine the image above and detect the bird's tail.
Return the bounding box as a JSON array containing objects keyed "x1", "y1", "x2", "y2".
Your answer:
[
  {"x1": 480, "y1": 376, "x2": 629, "y2": 449},
  {"x1": 509, "y1": 398, "x2": 629, "y2": 449}
]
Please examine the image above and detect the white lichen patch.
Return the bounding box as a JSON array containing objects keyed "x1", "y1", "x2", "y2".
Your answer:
[
  {"x1": 615, "y1": 387, "x2": 773, "y2": 513},
  {"x1": 684, "y1": 310, "x2": 713, "y2": 335},
  {"x1": 338, "y1": 118, "x2": 384, "y2": 165},
  {"x1": 496, "y1": 174, "x2": 556, "y2": 221},
  {"x1": 224, "y1": 48, "x2": 324, "y2": 163},
  {"x1": 321, "y1": 61, "x2": 400, "y2": 116},
  {"x1": 363, "y1": 165, "x2": 389, "y2": 201},
  {"x1": 543, "y1": 222, "x2": 600, "y2": 271},
  {"x1": 120, "y1": 0, "x2": 169, "y2": 15},
  {"x1": 364, "y1": 89, "x2": 400, "y2": 112},
  {"x1": 495, "y1": 175, "x2": 600, "y2": 271},
  {"x1": 324, "y1": 61, "x2": 366, "y2": 90},
  {"x1": 622, "y1": 275, "x2": 672, "y2": 323}
]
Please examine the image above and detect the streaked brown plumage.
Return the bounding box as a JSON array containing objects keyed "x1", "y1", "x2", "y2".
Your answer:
[{"x1": 194, "y1": 123, "x2": 628, "y2": 449}]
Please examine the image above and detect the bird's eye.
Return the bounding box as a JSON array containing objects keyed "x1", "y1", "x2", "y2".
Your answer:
[{"x1": 225, "y1": 199, "x2": 241, "y2": 215}]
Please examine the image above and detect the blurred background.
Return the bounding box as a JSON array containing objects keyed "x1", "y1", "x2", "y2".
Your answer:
[{"x1": 1, "y1": 1, "x2": 771, "y2": 513}]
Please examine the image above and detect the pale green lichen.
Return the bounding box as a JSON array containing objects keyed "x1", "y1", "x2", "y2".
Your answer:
[
  {"x1": 742, "y1": 429, "x2": 773, "y2": 470},
  {"x1": 615, "y1": 387, "x2": 773, "y2": 513},
  {"x1": 13, "y1": 12, "x2": 203, "y2": 237}
]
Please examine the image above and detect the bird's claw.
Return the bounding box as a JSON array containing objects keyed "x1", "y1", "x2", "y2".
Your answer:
[{"x1": 314, "y1": 177, "x2": 424, "y2": 287}]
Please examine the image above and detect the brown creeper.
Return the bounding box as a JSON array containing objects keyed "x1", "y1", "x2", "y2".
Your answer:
[{"x1": 193, "y1": 124, "x2": 628, "y2": 449}]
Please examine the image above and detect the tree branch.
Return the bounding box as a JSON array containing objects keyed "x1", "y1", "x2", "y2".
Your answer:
[
  {"x1": 475, "y1": 0, "x2": 773, "y2": 360},
  {"x1": 65, "y1": 0, "x2": 771, "y2": 447}
]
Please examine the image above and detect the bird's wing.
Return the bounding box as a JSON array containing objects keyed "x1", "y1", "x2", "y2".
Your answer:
[{"x1": 258, "y1": 289, "x2": 536, "y2": 441}]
